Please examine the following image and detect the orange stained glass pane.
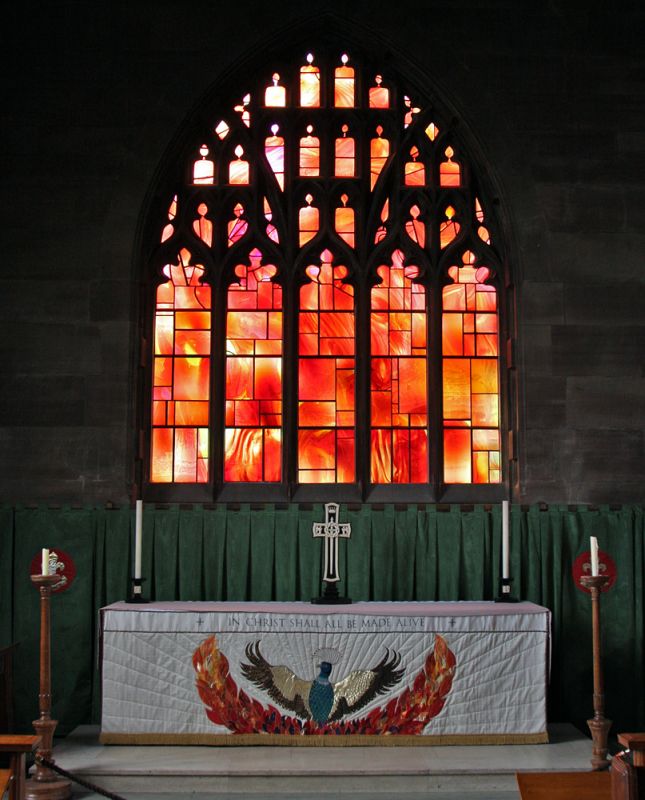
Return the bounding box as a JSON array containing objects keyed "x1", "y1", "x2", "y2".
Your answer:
[
  {"x1": 471, "y1": 359, "x2": 498, "y2": 393},
  {"x1": 392, "y1": 429, "x2": 410, "y2": 483},
  {"x1": 476, "y1": 288, "x2": 497, "y2": 311},
  {"x1": 151, "y1": 428, "x2": 173, "y2": 482},
  {"x1": 371, "y1": 357, "x2": 391, "y2": 391},
  {"x1": 472, "y1": 393, "x2": 499, "y2": 427},
  {"x1": 300, "y1": 129, "x2": 320, "y2": 176},
  {"x1": 254, "y1": 356, "x2": 282, "y2": 400},
  {"x1": 300, "y1": 55, "x2": 320, "y2": 107},
  {"x1": 477, "y1": 333, "x2": 498, "y2": 357},
  {"x1": 444, "y1": 428, "x2": 472, "y2": 483},
  {"x1": 224, "y1": 428, "x2": 263, "y2": 482},
  {"x1": 411, "y1": 313, "x2": 427, "y2": 349},
  {"x1": 371, "y1": 392, "x2": 392, "y2": 426},
  {"x1": 227, "y1": 311, "x2": 268, "y2": 341},
  {"x1": 473, "y1": 428, "x2": 499, "y2": 451},
  {"x1": 155, "y1": 315, "x2": 174, "y2": 355},
  {"x1": 320, "y1": 311, "x2": 355, "y2": 340},
  {"x1": 299, "y1": 199, "x2": 319, "y2": 246},
  {"x1": 298, "y1": 429, "x2": 335, "y2": 469},
  {"x1": 299, "y1": 401, "x2": 336, "y2": 427},
  {"x1": 369, "y1": 75, "x2": 389, "y2": 108},
  {"x1": 476, "y1": 313, "x2": 498, "y2": 333},
  {"x1": 371, "y1": 429, "x2": 392, "y2": 484},
  {"x1": 410, "y1": 429, "x2": 428, "y2": 482},
  {"x1": 174, "y1": 330, "x2": 211, "y2": 356},
  {"x1": 440, "y1": 147, "x2": 461, "y2": 187},
  {"x1": 405, "y1": 160, "x2": 425, "y2": 186},
  {"x1": 443, "y1": 359, "x2": 471, "y2": 419},
  {"x1": 265, "y1": 73, "x2": 286, "y2": 107},
  {"x1": 229, "y1": 146, "x2": 249, "y2": 184},
  {"x1": 299, "y1": 358, "x2": 336, "y2": 400},
  {"x1": 174, "y1": 427, "x2": 198, "y2": 482},
  {"x1": 335, "y1": 131, "x2": 355, "y2": 176},
  {"x1": 154, "y1": 357, "x2": 172, "y2": 388},
  {"x1": 371, "y1": 312, "x2": 389, "y2": 355},
  {"x1": 174, "y1": 311, "x2": 211, "y2": 330},
  {"x1": 473, "y1": 450, "x2": 489, "y2": 483},
  {"x1": 389, "y1": 329, "x2": 411, "y2": 355},
  {"x1": 226, "y1": 356, "x2": 253, "y2": 399},
  {"x1": 336, "y1": 367, "x2": 355, "y2": 410},
  {"x1": 265, "y1": 126, "x2": 285, "y2": 190},
  {"x1": 193, "y1": 204, "x2": 213, "y2": 246},
  {"x1": 370, "y1": 131, "x2": 389, "y2": 189},
  {"x1": 443, "y1": 283, "x2": 466, "y2": 311},
  {"x1": 442, "y1": 313, "x2": 463, "y2": 356},
  {"x1": 405, "y1": 216, "x2": 425, "y2": 248},
  {"x1": 398, "y1": 358, "x2": 426, "y2": 414},
  {"x1": 336, "y1": 433, "x2": 355, "y2": 483},
  {"x1": 174, "y1": 356, "x2": 209, "y2": 401},
  {"x1": 233, "y1": 400, "x2": 259, "y2": 426},
  {"x1": 193, "y1": 145, "x2": 214, "y2": 185},
  {"x1": 335, "y1": 204, "x2": 355, "y2": 247},
  {"x1": 334, "y1": 55, "x2": 355, "y2": 107},
  {"x1": 153, "y1": 401, "x2": 166, "y2": 425},
  {"x1": 264, "y1": 429, "x2": 282, "y2": 481}
]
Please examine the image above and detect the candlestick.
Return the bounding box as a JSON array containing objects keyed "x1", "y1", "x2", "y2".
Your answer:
[
  {"x1": 41, "y1": 549, "x2": 49, "y2": 576},
  {"x1": 25, "y1": 574, "x2": 71, "y2": 799},
  {"x1": 502, "y1": 501, "x2": 510, "y2": 580},
  {"x1": 134, "y1": 500, "x2": 143, "y2": 580},
  {"x1": 579, "y1": 574, "x2": 612, "y2": 770},
  {"x1": 590, "y1": 536, "x2": 599, "y2": 576}
]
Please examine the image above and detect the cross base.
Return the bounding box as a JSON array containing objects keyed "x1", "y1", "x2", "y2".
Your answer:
[{"x1": 311, "y1": 582, "x2": 352, "y2": 605}]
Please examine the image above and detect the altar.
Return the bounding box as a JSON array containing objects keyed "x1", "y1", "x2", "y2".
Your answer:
[{"x1": 99, "y1": 601, "x2": 550, "y2": 745}]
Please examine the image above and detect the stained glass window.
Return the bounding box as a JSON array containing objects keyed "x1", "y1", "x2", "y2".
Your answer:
[{"x1": 143, "y1": 47, "x2": 509, "y2": 500}]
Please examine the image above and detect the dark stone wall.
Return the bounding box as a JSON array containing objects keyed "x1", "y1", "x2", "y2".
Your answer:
[{"x1": 2, "y1": 0, "x2": 644, "y2": 505}]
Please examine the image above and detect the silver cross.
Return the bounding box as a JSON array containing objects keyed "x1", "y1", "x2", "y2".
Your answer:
[{"x1": 312, "y1": 502, "x2": 351, "y2": 583}]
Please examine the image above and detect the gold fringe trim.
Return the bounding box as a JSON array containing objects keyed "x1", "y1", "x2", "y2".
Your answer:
[{"x1": 99, "y1": 731, "x2": 549, "y2": 747}]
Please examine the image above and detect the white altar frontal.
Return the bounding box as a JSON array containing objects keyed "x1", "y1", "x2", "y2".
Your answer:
[{"x1": 99, "y1": 601, "x2": 550, "y2": 745}]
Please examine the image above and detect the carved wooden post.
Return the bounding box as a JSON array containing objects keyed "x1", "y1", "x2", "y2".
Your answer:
[
  {"x1": 25, "y1": 574, "x2": 71, "y2": 800},
  {"x1": 580, "y1": 574, "x2": 612, "y2": 771}
]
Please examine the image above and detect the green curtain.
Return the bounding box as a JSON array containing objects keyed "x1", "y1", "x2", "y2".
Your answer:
[{"x1": 1, "y1": 503, "x2": 643, "y2": 736}]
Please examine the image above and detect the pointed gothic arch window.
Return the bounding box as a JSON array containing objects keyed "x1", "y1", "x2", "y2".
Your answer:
[{"x1": 141, "y1": 44, "x2": 513, "y2": 503}]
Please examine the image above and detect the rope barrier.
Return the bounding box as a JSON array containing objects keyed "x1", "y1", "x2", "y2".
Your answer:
[{"x1": 36, "y1": 755, "x2": 129, "y2": 800}]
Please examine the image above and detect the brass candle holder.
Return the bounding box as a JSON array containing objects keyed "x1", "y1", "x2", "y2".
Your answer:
[
  {"x1": 580, "y1": 573, "x2": 612, "y2": 771},
  {"x1": 25, "y1": 574, "x2": 71, "y2": 800}
]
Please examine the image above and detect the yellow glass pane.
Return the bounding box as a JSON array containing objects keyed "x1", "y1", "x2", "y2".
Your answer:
[
  {"x1": 471, "y1": 359, "x2": 498, "y2": 393},
  {"x1": 443, "y1": 359, "x2": 471, "y2": 419},
  {"x1": 472, "y1": 393, "x2": 499, "y2": 427}
]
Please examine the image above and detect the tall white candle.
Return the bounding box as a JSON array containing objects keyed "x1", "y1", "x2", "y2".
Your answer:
[
  {"x1": 502, "y1": 500, "x2": 510, "y2": 580},
  {"x1": 590, "y1": 536, "x2": 599, "y2": 577},
  {"x1": 41, "y1": 548, "x2": 50, "y2": 576},
  {"x1": 134, "y1": 500, "x2": 143, "y2": 580}
]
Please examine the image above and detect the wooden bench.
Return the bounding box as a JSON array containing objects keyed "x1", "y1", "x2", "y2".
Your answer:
[{"x1": 0, "y1": 737, "x2": 40, "y2": 800}]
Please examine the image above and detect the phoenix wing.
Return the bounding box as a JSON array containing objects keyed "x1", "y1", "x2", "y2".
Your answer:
[
  {"x1": 240, "y1": 641, "x2": 312, "y2": 720},
  {"x1": 329, "y1": 649, "x2": 404, "y2": 722}
]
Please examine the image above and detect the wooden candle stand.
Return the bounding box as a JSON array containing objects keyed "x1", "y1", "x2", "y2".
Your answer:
[
  {"x1": 25, "y1": 574, "x2": 71, "y2": 800},
  {"x1": 580, "y1": 574, "x2": 612, "y2": 771}
]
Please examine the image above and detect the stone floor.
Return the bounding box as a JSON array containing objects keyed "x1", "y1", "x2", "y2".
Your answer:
[{"x1": 48, "y1": 723, "x2": 603, "y2": 799}]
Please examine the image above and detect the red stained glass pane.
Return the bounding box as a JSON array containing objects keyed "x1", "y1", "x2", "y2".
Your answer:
[
  {"x1": 442, "y1": 314, "x2": 463, "y2": 356},
  {"x1": 410, "y1": 429, "x2": 428, "y2": 482},
  {"x1": 298, "y1": 429, "x2": 335, "y2": 470},
  {"x1": 299, "y1": 202, "x2": 319, "y2": 246},
  {"x1": 265, "y1": 131, "x2": 285, "y2": 190},
  {"x1": 175, "y1": 401, "x2": 209, "y2": 425},
  {"x1": 299, "y1": 401, "x2": 336, "y2": 426},
  {"x1": 264, "y1": 429, "x2": 282, "y2": 481},
  {"x1": 369, "y1": 76, "x2": 389, "y2": 108},
  {"x1": 370, "y1": 134, "x2": 389, "y2": 189},
  {"x1": 444, "y1": 428, "x2": 471, "y2": 483},
  {"x1": 299, "y1": 358, "x2": 335, "y2": 400},
  {"x1": 392, "y1": 429, "x2": 410, "y2": 483},
  {"x1": 335, "y1": 206, "x2": 355, "y2": 247},
  {"x1": 371, "y1": 429, "x2": 392, "y2": 483},
  {"x1": 477, "y1": 333, "x2": 498, "y2": 356},
  {"x1": 224, "y1": 429, "x2": 263, "y2": 481}
]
